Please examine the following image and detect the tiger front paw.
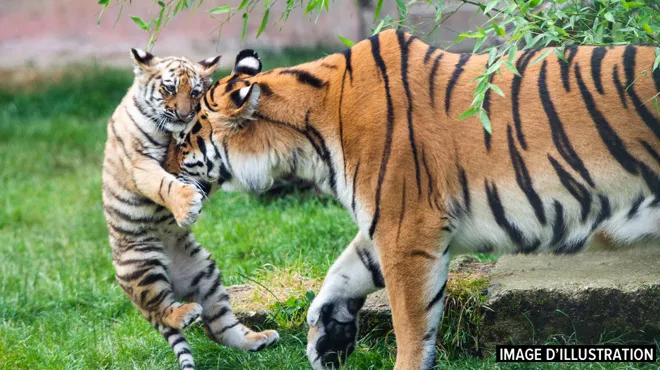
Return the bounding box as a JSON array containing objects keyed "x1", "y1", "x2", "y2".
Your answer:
[{"x1": 171, "y1": 184, "x2": 203, "y2": 227}]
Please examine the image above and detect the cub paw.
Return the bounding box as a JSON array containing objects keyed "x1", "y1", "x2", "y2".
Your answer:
[
  {"x1": 245, "y1": 329, "x2": 280, "y2": 352},
  {"x1": 166, "y1": 302, "x2": 202, "y2": 330},
  {"x1": 171, "y1": 184, "x2": 203, "y2": 227}
]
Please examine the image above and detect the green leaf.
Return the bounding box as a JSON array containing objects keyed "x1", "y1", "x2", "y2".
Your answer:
[
  {"x1": 503, "y1": 61, "x2": 520, "y2": 76},
  {"x1": 478, "y1": 109, "x2": 492, "y2": 133},
  {"x1": 396, "y1": 0, "x2": 406, "y2": 17},
  {"x1": 237, "y1": 0, "x2": 249, "y2": 11},
  {"x1": 553, "y1": 25, "x2": 568, "y2": 37},
  {"x1": 642, "y1": 23, "x2": 653, "y2": 35},
  {"x1": 508, "y1": 44, "x2": 518, "y2": 63},
  {"x1": 494, "y1": 24, "x2": 506, "y2": 37},
  {"x1": 530, "y1": 48, "x2": 553, "y2": 66},
  {"x1": 241, "y1": 12, "x2": 248, "y2": 40},
  {"x1": 457, "y1": 107, "x2": 479, "y2": 120},
  {"x1": 257, "y1": 9, "x2": 269, "y2": 37},
  {"x1": 484, "y1": 0, "x2": 499, "y2": 14},
  {"x1": 98, "y1": 0, "x2": 110, "y2": 5},
  {"x1": 654, "y1": 48, "x2": 660, "y2": 71},
  {"x1": 489, "y1": 84, "x2": 505, "y2": 97},
  {"x1": 604, "y1": 12, "x2": 614, "y2": 23},
  {"x1": 209, "y1": 6, "x2": 232, "y2": 14},
  {"x1": 337, "y1": 35, "x2": 355, "y2": 47},
  {"x1": 373, "y1": 0, "x2": 384, "y2": 23},
  {"x1": 654, "y1": 97, "x2": 659, "y2": 114},
  {"x1": 130, "y1": 15, "x2": 150, "y2": 31},
  {"x1": 372, "y1": 19, "x2": 385, "y2": 35}
]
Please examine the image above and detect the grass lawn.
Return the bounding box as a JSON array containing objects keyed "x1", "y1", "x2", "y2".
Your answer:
[{"x1": 0, "y1": 52, "x2": 656, "y2": 370}]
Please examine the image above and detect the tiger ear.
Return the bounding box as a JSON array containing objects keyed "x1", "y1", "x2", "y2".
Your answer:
[
  {"x1": 130, "y1": 48, "x2": 157, "y2": 74},
  {"x1": 233, "y1": 49, "x2": 261, "y2": 76},
  {"x1": 198, "y1": 55, "x2": 222, "y2": 78},
  {"x1": 228, "y1": 83, "x2": 261, "y2": 121}
]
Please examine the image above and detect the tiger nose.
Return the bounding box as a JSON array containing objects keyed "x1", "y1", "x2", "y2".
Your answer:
[{"x1": 175, "y1": 110, "x2": 194, "y2": 121}]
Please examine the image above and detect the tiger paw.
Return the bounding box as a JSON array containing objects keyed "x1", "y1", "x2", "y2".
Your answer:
[
  {"x1": 307, "y1": 298, "x2": 365, "y2": 369},
  {"x1": 245, "y1": 329, "x2": 280, "y2": 352},
  {"x1": 165, "y1": 302, "x2": 202, "y2": 330},
  {"x1": 171, "y1": 184, "x2": 203, "y2": 227}
]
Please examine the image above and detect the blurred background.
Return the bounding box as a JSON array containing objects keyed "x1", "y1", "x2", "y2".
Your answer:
[{"x1": 0, "y1": 0, "x2": 488, "y2": 75}]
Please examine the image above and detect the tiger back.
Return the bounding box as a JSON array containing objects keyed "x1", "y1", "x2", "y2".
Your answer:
[{"x1": 172, "y1": 30, "x2": 660, "y2": 370}]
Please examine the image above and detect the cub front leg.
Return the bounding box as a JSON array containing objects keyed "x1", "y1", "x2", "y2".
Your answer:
[
  {"x1": 307, "y1": 232, "x2": 384, "y2": 369},
  {"x1": 132, "y1": 157, "x2": 203, "y2": 227}
]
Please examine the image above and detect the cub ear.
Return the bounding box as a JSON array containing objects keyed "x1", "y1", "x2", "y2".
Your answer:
[
  {"x1": 233, "y1": 49, "x2": 261, "y2": 76},
  {"x1": 130, "y1": 48, "x2": 157, "y2": 73},
  {"x1": 228, "y1": 83, "x2": 261, "y2": 120},
  {"x1": 198, "y1": 55, "x2": 222, "y2": 78}
]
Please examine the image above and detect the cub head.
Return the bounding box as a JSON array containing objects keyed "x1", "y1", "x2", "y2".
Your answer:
[
  {"x1": 130, "y1": 48, "x2": 221, "y2": 133},
  {"x1": 171, "y1": 50, "x2": 319, "y2": 194}
]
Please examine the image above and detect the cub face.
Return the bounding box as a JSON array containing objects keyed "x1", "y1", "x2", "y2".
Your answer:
[{"x1": 129, "y1": 49, "x2": 221, "y2": 134}]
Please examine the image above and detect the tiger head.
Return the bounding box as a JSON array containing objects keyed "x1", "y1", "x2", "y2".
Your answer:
[
  {"x1": 129, "y1": 48, "x2": 222, "y2": 133},
  {"x1": 171, "y1": 50, "x2": 326, "y2": 194}
]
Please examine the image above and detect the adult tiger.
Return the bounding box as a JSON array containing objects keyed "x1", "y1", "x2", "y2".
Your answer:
[
  {"x1": 169, "y1": 30, "x2": 660, "y2": 369},
  {"x1": 102, "y1": 49, "x2": 278, "y2": 370}
]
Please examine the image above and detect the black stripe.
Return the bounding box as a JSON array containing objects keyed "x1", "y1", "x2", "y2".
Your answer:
[
  {"x1": 540, "y1": 60, "x2": 596, "y2": 187},
  {"x1": 181, "y1": 364, "x2": 194, "y2": 370},
  {"x1": 421, "y1": 149, "x2": 434, "y2": 209},
  {"x1": 547, "y1": 155, "x2": 592, "y2": 222},
  {"x1": 396, "y1": 180, "x2": 407, "y2": 243},
  {"x1": 341, "y1": 48, "x2": 353, "y2": 82},
  {"x1": 482, "y1": 71, "x2": 493, "y2": 152},
  {"x1": 205, "y1": 306, "x2": 230, "y2": 323},
  {"x1": 216, "y1": 322, "x2": 240, "y2": 335},
  {"x1": 126, "y1": 108, "x2": 166, "y2": 147},
  {"x1": 623, "y1": 45, "x2": 660, "y2": 141},
  {"x1": 351, "y1": 160, "x2": 360, "y2": 216},
  {"x1": 554, "y1": 236, "x2": 588, "y2": 255},
  {"x1": 654, "y1": 54, "x2": 660, "y2": 97},
  {"x1": 131, "y1": 245, "x2": 164, "y2": 253},
  {"x1": 202, "y1": 278, "x2": 222, "y2": 302},
  {"x1": 110, "y1": 120, "x2": 131, "y2": 161},
  {"x1": 429, "y1": 53, "x2": 444, "y2": 108},
  {"x1": 191, "y1": 270, "x2": 206, "y2": 287},
  {"x1": 507, "y1": 125, "x2": 546, "y2": 225},
  {"x1": 304, "y1": 113, "x2": 337, "y2": 195},
  {"x1": 445, "y1": 54, "x2": 471, "y2": 113},
  {"x1": 105, "y1": 204, "x2": 171, "y2": 224},
  {"x1": 425, "y1": 281, "x2": 447, "y2": 311},
  {"x1": 484, "y1": 179, "x2": 540, "y2": 253},
  {"x1": 574, "y1": 63, "x2": 639, "y2": 175},
  {"x1": 132, "y1": 96, "x2": 153, "y2": 119},
  {"x1": 170, "y1": 336, "x2": 187, "y2": 348},
  {"x1": 397, "y1": 30, "x2": 422, "y2": 198},
  {"x1": 639, "y1": 162, "x2": 660, "y2": 204},
  {"x1": 116, "y1": 267, "x2": 151, "y2": 282},
  {"x1": 592, "y1": 194, "x2": 611, "y2": 230},
  {"x1": 559, "y1": 46, "x2": 578, "y2": 92},
  {"x1": 116, "y1": 257, "x2": 166, "y2": 268},
  {"x1": 627, "y1": 193, "x2": 645, "y2": 219},
  {"x1": 162, "y1": 329, "x2": 178, "y2": 341},
  {"x1": 339, "y1": 56, "x2": 349, "y2": 182},
  {"x1": 550, "y1": 200, "x2": 567, "y2": 246},
  {"x1": 146, "y1": 289, "x2": 170, "y2": 308},
  {"x1": 612, "y1": 65, "x2": 629, "y2": 108},
  {"x1": 639, "y1": 139, "x2": 660, "y2": 166},
  {"x1": 280, "y1": 69, "x2": 326, "y2": 88},
  {"x1": 423, "y1": 46, "x2": 437, "y2": 64},
  {"x1": 511, "y1": 49, "x2": 538, "y2": 149},
  {"x1": 356, "y1": 247, "x2": 385, "y2": 288},
  {"x1": 107, "y1": 221, "x2": 148, "y2": 237},
  {"x1": 457, "y1": 164, "x2": 471, "y2": 214},
  {"x1": 137, "y1": 273, "x2": 169, "y2": 287},
  {"x1": 369, "y1": 34, "x2": 395, "y2": 238},
  {"x1": 176, "y1": 347, "x2": 192, "y2": 358},
  {"x1": 408, "y1": 249, "x2": 437, "y2": 259},
  {"x1": 591, "y1": 46, "x2": 607, "y2": 94}
]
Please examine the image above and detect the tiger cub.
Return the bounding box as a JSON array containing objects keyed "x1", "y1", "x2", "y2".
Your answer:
[
  {"x1": 171, "y1": 31, "x2": 660, "y2": 370},
  {"x1": 102, "y1": 49, "x2": 278, "y2": 370}
]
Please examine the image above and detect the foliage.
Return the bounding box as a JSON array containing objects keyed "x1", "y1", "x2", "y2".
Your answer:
[
  {"x1": 268, "y1": 290, "x2": 316, "y2": 328},
  {"x1": 100, "y1": 0, "x2": 660, "y2": 131}
]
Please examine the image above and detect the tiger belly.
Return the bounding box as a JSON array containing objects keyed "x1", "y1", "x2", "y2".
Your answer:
[{"x1": 448, "y1": 176, "x2": 660, "y2": 255}]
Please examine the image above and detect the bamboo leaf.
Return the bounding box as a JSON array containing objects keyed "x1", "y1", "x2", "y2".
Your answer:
[
  {"x1": 337, "y1": 35, "x2": 355, "y2": 47},
  {"x1": 130, "y1": 15, "x2": 150, "y2": 31},
  {"x1": 209, "y1": 6, "x2": 232, "y2": 14},
  {"x1": 479, "y1": 109, "x2": 492, "y2": 133},
  {"x1": 373, "y1": 0, "x2": 384, "y2": 22},
  {"x1": 241, "y1": 12, "x2": 248, "y2": 40},
  {"x1": 257, "y1": 9, "x2": 269, "y2": 37}
]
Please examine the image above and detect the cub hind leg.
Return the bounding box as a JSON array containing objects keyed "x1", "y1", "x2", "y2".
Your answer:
[
  {"x1": 113, "y1": 240, "x2": 202, "y2": 369},
  {"x1": 170, "y1": 234, "x2": 279, "y2": 351}
]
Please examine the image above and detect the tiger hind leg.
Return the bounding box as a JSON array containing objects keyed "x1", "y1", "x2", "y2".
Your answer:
[
  {"x1": 170, "y1": 234, "x2": 279, "y2": 352},
  {"x1": 156, "y1": 323, "x2": 196, "y2": 370},
  {"x1": 306, "y1": 232, "x2": 383, "y2": 369}
]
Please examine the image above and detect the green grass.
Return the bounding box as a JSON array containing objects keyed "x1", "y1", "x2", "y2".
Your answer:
[{"x1": 0, "y1": 51, "x2": 656, "y2": 369}]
